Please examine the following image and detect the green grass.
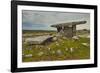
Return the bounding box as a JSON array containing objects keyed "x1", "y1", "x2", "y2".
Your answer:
[{"x1": 22, "y1": 37, "x2": 90, "y2": 62}]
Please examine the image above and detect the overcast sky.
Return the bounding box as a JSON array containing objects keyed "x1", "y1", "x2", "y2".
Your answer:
[{"x1": 22, "y1": 10, "x2": 90, "y2": 30}]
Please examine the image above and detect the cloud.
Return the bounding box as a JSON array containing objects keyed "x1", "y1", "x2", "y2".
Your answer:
[{"x1": 22, "y1": 10, "x2": 90, "y2": 30}]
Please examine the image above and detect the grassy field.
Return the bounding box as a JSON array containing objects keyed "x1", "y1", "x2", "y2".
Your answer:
[{"x1": 22, "y1": 30, "x2": 90, "y2": 62}]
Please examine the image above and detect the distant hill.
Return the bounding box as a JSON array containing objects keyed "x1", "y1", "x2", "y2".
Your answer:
[
  {"x1": 76, "y1": 29, "x2": 90, "y2": 35},
  {"x1": 23, "y1": 30, "x2": 56, "y2": 33}
]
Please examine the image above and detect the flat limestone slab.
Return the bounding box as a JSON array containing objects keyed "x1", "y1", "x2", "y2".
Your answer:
[{"x1": 25, "y1": 35, "x2": 53, "y2": 44}]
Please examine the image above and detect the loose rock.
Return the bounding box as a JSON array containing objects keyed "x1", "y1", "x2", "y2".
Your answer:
[
  {"x1": 56, "y1": 49, "x2": 62, "y2": 55},
  {"x1": 51, "y1": 51, "x2": 55, "y2": 54},
  {"x1": 70, "y1": 48, "x2": 74, "y2": 53},
  {"x1": 72, "y1": 36, "x2": 79, "y2": 40},
  {"x1": 24, "y1": 54, "x2": 32, "y2": 57},
  {"x1": 65, "y1": 48, "x2": 68, "y2": 51},
  {"x1": 81, "y1": 43, "x2": 89, "y2": 46},
  {"x1": 38, "y1": 52, "x2": 44, "y2": 56}
]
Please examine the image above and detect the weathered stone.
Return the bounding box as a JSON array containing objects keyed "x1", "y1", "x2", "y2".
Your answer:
[
  {"x1": 25, "y1": 35, "x2": 53, "y2": 45},
  {"x1": 48, "y1": 48, "x2": 51, "y2": 50},
  {"x1": 62, "y1": 37, "x2": 67, "y2": 40},
  {"x1": 24, "y1": 54, "x2": 32, "y2": 57},
  {"x1": 81, "y1": 43, "x2": 89, "y2": 46},
  {"x1": 87, "y1": 35, "x2": 90, "y2": 38},
  {"x1": 78, "y1": 35, "x2": 90, "y2": 38},
  {"x1": 55, "y1": 42, "x2": 59, "y2": 46},
  {"x1": 56, "y1": 43, "x2": 59, "y2": 46},
  {"x1": 52, "y1": 37, "x2": 57, "y2": 41},
  {"x1": 70, "y1": 48, "x2": 74, "y2": 53},
  {"x1": 65, "y1": 48, "x2": 68, "y2": 51},
  {"x1": 38, "y1": 52, "x2": 44, "y2": 56},
  {"x1": 22, "y1": 53, "x2": 24, "y2": 56},
  {"x1": 25, "y1": 47, "x2": 32, "y2": 50},
  {"x1": 72, "y1": 36, "x2": 79, "y2": 40},
  {"x1": 51, "y1": 21, "x2": 87, "y2": 38},
  {"x1": 56, "y1": 49, "x2": 62, "y2": 55},
  {"x1": 51, "y1": 51, "x2": 55, "y2": 54}
]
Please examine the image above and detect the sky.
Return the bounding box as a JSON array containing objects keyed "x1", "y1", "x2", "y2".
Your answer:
[{"x1": 22, "y1": 10, "x2": 90, "y2": 30}]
